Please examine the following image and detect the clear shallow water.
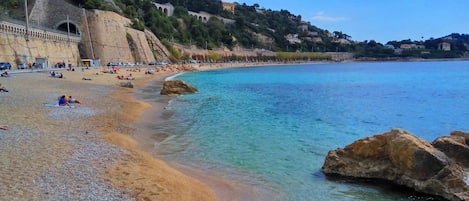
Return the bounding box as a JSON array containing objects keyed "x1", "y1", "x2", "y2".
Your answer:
[{"x1": 150, "y1": 61, "x2": 469, "y2": 200}]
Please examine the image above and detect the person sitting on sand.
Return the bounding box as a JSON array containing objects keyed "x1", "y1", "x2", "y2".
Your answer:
[
  {"x1": 58, "y1": 95, "x2": 70, "y2": 106},
  {"x1": 126, "y1": 73, "x2": 135, "y2": 80},
  {"x1": 0, "y1": 84, "x2": 8, "y2": 92},
  {"x1": 0, "y1": 125, "x2": 8, "y2": 130},
  {"x1": 1, "y1": 71, "x2": 9, "y2": 77}
]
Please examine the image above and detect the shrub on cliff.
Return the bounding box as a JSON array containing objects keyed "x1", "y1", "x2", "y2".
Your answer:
[
  {"x1": 130, "y1": 19, "x2": 144, "y2": 31},
  {"x1": 161, "y1": 39, "x2": 180, "y2": 62}
]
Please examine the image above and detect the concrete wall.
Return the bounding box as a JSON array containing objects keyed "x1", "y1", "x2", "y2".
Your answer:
[{"x1": 29, "y1": 0, "x2": 84, "y2": 31}]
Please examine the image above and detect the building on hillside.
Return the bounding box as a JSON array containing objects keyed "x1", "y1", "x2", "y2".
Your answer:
[
  {"x1": 438, "y1": 42, "x2": 451, "y2": 51},
  {"x1": 150, "y1": 2, "x2": 235, "y2": 24},
  {"x1": 188, "y1": 11, "x2": 235, "y2": 24},
  {"x1": 285, "y1": 34, "x2": 302, "y2": 44},
  {"x1": 400, "y1": 44, "x2": 425, "y2": 49},
  {"x1": 222, "y1": 2, "x2": 236, "y2": 14},
  {"x1": 334, "y1": 38, "x2": 351, "y2": 45},
  {"x1": 298, "y1": 22, "x2": 308, "y2": 32},
  {"x1": 151, "y1": 2, "x2": 175, "y2": 17}
]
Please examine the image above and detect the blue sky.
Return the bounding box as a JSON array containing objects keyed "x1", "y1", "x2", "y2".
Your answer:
[{"x1": 230, "y1": 0, "x2": 469, "y2": 44}]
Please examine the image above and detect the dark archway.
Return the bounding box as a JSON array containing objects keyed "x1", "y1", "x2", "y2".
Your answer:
[{"x1": 57, "y1": 22, "x2": 80, "y2": 36}]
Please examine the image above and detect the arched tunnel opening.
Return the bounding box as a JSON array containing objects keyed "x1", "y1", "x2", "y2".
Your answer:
[{"x1": 57, "y1": 22, "x2": 80, "y2": 36}]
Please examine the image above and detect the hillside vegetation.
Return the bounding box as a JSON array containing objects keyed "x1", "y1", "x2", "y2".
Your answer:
[{"x1": 2, "y1": 0, "x2": 469, "y2": 59}]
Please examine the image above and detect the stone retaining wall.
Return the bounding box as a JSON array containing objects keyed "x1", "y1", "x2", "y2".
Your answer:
[{"x1": 0, "y1": 21, "x2": 80, "y2": 68}]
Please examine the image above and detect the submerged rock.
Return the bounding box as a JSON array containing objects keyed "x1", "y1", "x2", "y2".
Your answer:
[
  {"x1": 160, "y1": 80, "x2": 198, "y2": 96},
  {"x1": 322, "y1": 129, "x2": 469, "y2": 201},
  {"x1": 119, "y1": 81, "x2": 134, "y2": 88}
]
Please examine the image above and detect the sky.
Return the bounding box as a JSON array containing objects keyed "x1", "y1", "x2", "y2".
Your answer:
[{"x1": 228, "y1": 0, "x2": 469, "y2": 44}]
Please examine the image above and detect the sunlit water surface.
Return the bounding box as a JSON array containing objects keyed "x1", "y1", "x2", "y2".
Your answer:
[{"x1": 144, "y1": 61, "x2": 469, "y2": 200}]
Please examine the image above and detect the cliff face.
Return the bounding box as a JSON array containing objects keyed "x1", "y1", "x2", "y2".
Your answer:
[
  {"x1": 79, "y1": 9, "x2": 170, "y2": 65},
  {"x1": 0, "y1": 0, "x2": 170, "y2": 66}
]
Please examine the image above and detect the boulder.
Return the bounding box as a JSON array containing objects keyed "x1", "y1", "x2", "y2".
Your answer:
[
  {"x1": 432, "y1": 131, "x2": 469, "y2": 167},
  {"x1": 160, "y1": 80, "x2": 198, "y2": 96},
  {"x1": 119, "y1": 81, "x2": 134, "y2": 88},
  {"x1": 322, "y1": 129, "x2": 469, "y2": 201}
]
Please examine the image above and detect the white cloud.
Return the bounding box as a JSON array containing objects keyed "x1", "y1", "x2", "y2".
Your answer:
[{"x1": 311, "y1": 12, "x2": 347, "y2": 22}]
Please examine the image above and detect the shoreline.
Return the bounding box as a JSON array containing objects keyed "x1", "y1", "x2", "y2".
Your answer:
[
  {"x1": 2, "y1": 59, "x2": 467, "y2": 200},
  {"x1": 0, "y1": 61, "x2": 286, "y2": 200},
  {"x1": 128, "y1": 66, "x2": 285, "y2": 201}
]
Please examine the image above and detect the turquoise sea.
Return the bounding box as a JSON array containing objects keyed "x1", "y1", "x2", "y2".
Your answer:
[{"x1": 144, "y1": 61, "x2": 469, "y2": 200}]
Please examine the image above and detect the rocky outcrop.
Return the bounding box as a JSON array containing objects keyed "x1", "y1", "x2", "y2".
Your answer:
[
  {"x1": 322, "y1": 129, "x2": 469, "y2": 201},
  {"x1": 144, "y1": 29, "x2": 171, "y2": 62},
  {"x1": 432, "y1": 131, "x2": 469, "y2": 168},
  {"x1": 160, "y1": 80, "x2": 198, "y2": 96}
]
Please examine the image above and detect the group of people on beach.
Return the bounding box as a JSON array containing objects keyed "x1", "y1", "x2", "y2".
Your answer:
[
  {"x1": 58, "y1": 95, "x2": 81, "y2": 106},
  {"x1": 116, "y1": 73, "x2": 135, "y2": 80},
  {"x1": 50, "y1": 71, "x2": 63, "y2": 78}
]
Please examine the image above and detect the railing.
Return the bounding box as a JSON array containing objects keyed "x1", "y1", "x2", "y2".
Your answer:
[{"x1": 0, "y1": 20, "x2": 81, "y2": 43}]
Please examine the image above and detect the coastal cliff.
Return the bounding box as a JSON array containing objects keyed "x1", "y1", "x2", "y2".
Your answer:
[{"x1": 0, "y1": 0, "x2": 170, "y2": 66}]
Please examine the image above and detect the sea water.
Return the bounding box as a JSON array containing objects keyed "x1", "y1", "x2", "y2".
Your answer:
[{"x1": 148, "y1": 61, "x2": 469, "y2": 201}]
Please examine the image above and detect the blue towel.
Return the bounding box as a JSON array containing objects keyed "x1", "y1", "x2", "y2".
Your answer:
[{"x1": 44, "y1": 103, "x2": 75, "y2": 108}]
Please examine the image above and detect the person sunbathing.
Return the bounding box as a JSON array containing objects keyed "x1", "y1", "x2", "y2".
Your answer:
[
  {"x1": 58, "y1": 95, "x2": 70, "y2": 106},
  {"x1": 1, "y1": 71, "x2": 9, "y2": 77},
  {"x1": 0, "y1": 125, "x2": 8, "y2": 130},
  {"x1": 126, "y1": 73, "x2": 135, "y2": 80},
  {"x1": 0, "y1": 84, "x2": 8, "y2": 92}
]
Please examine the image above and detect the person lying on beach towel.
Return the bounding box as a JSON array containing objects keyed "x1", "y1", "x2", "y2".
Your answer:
[
  {"x1": 0, "y1": 125, "x2": 8, "y2": 130},
  {"x1": 0, "y1": 84, "x2": 8, "y2": 92}
]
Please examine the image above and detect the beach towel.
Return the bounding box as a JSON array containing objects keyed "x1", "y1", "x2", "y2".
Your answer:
[{"x1": 44, "y1": 103, "x2": 75, "y2": 108}]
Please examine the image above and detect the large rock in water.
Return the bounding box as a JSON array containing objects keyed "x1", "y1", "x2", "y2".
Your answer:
[
  {"x1": 322, "y1": 129, "x2": 469, "y2": 201},
  {"x1": 160, "y1": 80, "x2": 198, "y2": 96}
]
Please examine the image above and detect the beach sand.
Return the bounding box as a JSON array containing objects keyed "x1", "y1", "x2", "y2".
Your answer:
[
  {"x1": 0, "y1": 66, "x2": 218, "y2": 201},
  {"x1": 0, "y1": 63, "x2": 278, "y2": 201}
]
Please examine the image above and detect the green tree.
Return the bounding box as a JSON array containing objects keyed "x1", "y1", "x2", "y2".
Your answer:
[{"x1": 207, "y1": 51, "x2": 222, "y2": 62}]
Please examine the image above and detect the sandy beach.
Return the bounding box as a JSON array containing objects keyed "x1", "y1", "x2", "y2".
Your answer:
[
  {"x1": 0, "y1": 62, "x2": 279, "y2": 201},
  {"x1": 0, "y1": 65, "x2": 221, "y2": 201}
]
